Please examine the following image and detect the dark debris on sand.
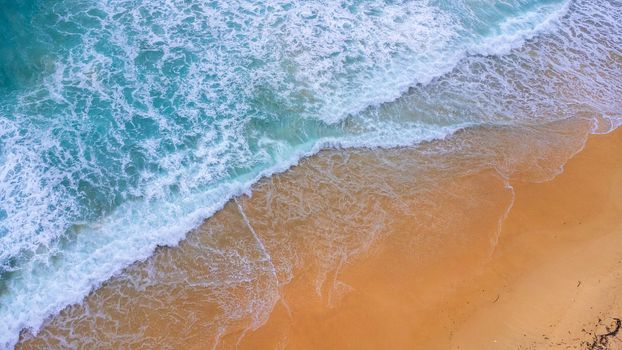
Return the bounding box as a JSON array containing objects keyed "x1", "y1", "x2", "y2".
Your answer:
[{"x1": 581, "y1": 318, "x2": 622, "y2": 350}]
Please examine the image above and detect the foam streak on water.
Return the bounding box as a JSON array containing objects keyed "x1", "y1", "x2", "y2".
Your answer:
[{"x1": 1, "y1": 0, "x2": 622, "y2": 348}]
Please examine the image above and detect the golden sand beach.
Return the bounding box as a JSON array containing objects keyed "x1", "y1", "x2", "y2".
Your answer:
[
  {"x1": 17, "y1": 119, "x2": 622, "y2": 349},
  {"x1": 234, "y1": 125, "x2": 622, "y2": 350}
]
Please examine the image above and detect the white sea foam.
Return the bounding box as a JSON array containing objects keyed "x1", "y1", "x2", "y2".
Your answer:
[{"x1": 0, "y1": 120, "x2": 471, "y2": 349}]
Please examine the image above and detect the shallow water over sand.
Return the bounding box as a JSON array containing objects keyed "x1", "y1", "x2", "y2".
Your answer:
[{"x1": 17, "y1": 115, "x2": 612, "y2": 349}]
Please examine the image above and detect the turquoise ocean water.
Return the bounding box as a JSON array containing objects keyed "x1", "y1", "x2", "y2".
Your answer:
[{"x1": 0, "y1": 0, "x2": 621, "y2": 347}]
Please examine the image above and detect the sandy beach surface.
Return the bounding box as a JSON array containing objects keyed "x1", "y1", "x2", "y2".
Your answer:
[
  {"x1": 450, "y1": 126, "x2": 622, "y2": 350},
  {"x1": 237, "y1": 126, "x2": 622, "y2": 350},
  {"x1": 16, "y1": 120, "x2": 622, "y2": 350}
]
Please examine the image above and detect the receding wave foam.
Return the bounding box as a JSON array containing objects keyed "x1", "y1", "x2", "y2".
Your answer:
[{"x1": 3, "y1": 0, "x2": 622, "y2": 348}]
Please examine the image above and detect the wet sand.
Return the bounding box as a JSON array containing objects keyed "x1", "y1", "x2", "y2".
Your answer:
[
  {"x1": 237, "y1": 126, "x2": 622, "y2": 350},
  {"x1": 17, "y1": 120, "x2": 622, "y2": 349},
  {"x1": 451, "y1": 126, "x2": 622, "y2": 350}
]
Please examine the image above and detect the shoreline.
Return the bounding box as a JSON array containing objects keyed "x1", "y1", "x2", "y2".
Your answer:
[
  {"x1": 17, "y1": 121, "x2": 622, "y2": 349},
  {"x1": 4, "y1": 0, "x2": 622, "y2": 347},
  {"x1": 236, "y1": 125, "x2": 622, "y2": 349},
  {"x1": 453, "y1": 126, "x2": 622, "y2": 349}
]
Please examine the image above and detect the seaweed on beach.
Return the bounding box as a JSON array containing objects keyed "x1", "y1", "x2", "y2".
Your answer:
[{"x1": 582, "y1": 318, "x2": 622, "y2": 350}]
